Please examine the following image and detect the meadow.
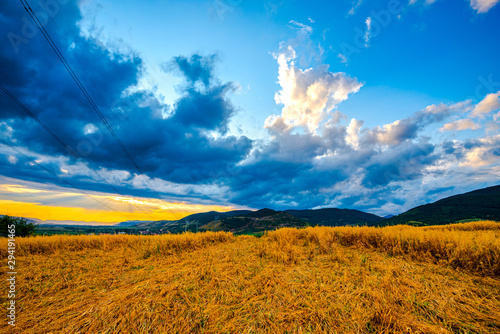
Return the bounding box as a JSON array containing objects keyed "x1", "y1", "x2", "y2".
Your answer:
[{"x1": 1, "y1": 221, "x2": 500, "y2": 333}]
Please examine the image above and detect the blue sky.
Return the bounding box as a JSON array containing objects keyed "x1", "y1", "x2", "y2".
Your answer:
[{"x1": 0, "y1": 0, "x2": 499, "y2": 223}]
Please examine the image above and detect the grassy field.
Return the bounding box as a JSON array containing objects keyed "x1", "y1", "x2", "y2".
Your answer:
[{"x1": 1, "y1": 221, "x2": 500, "y2": 333}]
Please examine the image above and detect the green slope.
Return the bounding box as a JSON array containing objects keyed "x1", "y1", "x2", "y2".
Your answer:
[{"x1": 379, "y1": 185, "x2": 500, "y2": 226}]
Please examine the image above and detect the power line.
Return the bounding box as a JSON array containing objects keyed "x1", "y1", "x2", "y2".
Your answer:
[
  {"x1": 0, "y1": 138, "x2": 133, "y2": 221},
  {"x1": 19, "y1": 0, "x2": 175, "y2": 217},
  {"x1": 38, "y1": 0, "x2": 121, "y2": 124},
  {"x1": 0, "y1": 82, "x2": 79, "y2": 159},
  {"x1": 0, "y1": 80, "x2": 155, "y2": 219}
]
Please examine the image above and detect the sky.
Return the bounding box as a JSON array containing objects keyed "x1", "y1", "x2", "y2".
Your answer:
[{"x1": 0, "y1": 0, "x2": 499, "y2": 224}]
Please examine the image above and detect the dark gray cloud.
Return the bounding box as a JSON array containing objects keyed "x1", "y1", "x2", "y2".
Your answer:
[
  {"x1": 426, "y1": 186, "x2": 455, "y2": 196},
  {"x1": 361, "y1": 141, "x2": 436, "y2": 187},
  {"x1": 165, "y1": 54, "x2": 217, "y2": 87},
  {"x1": 170, "y1": 84, "x2": 238, "y2": 133},
  {"x1": 0, "y1": 0, "x2": 251, "y2": 198},
  {"x1": 220, "y1": 98, "x2": 489, "y2": 213}
]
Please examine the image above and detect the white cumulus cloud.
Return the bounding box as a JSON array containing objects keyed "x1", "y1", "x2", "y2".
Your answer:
[
  {"x1": 470, "y1": 0, "x2": 500, "y2": 13},
  {"x1": 265, "y1": 46, "x2": 363, "y2": 133},
  {"x1": 346, "y1": 118, "x2": 364, "y2": 148},
  {"x1": 365, "y1": 101, "x2": 472, "y2": 145},
  {"x1": 471, "y1": 90, "x2": 500, "y2": 117},
  {"x1": 461, "y1": 134, "x2": 500, "y2": 167},
  {"x1": 83, "y1": 123, "x2": 99, "y2": 135},
  {"x1": 7, "y1": 156, "x2": 18, "y2": 164},
  {"x1": 440, "y1": 119, "x2": 480, "y2": 132},
  {"x1": 364, "y1": 17, "x2": 372, "y2": 47}
]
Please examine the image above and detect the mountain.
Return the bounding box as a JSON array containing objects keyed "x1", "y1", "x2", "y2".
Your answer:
[
  {"x1": 285, "y1": 208, "x2": 383, "y2": 226},
  {"x1": 115, "y1": 220, "x2": 148, "y2": 227},
  {"x1": 135, "y1": 220, "x2": 178, "y2": 230},
  {"x1": 200, "y1": 210, "x2": 308, "y2": 234},
  {"x1": 379, "y1": 185, "x2": 500, "y2": 226},
  {"x1": 27, "y1": 217, "x2": 44, "y2": 225},
  {"x1": 134, "y1": 207, "x2": 385, "y2": 233},
  {"x1": 178, "y1": 210, "x2": 253, "y2": 225},
  {"x1": 243, "y1": 208, "x2": 278, "y2": 218},
  {"x1": 134, "y1": 210, "x2": 253, "y2": 232}
]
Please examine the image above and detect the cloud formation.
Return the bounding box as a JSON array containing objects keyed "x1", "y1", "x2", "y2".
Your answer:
[
  {"x1": 265, "y1": 46, "x2": 362, "y2": 133},
  {"x1": 409, "y1": 0, "x2": 437, "y2": 6},
  {"x1": 0, "y1": 1, "x2": 251, "y2": 202},
  {"x1": 411, "y1": 0, "x2": 499, "y2": 13},
  {"x1": 441, "y1": 119, "x2": 480, "y2": 132},
  {"x1": 471, "y1": 90, "x2": 500, "y2": 117},
  {"x1": 365, "y1": 102, "x2": 472, "y2": 145},
  {"x1": 460, "y1": 135, "x2": 500, "y2": 167},
  {"x1": 348, "y1": 0, "x2": 363, "y2": 15},
  {"x1": 364, "y1": 17, "x2": 372, "y2": 47},
  {"x1": 164, "y1": 54, "x2": 217, "y2": 88},
  {"x1": 470, "y1": 0, "x2": 500, "y2": 13},
  {"x1": 0, "y1": 0, "x2": 499, "y2": 220}
]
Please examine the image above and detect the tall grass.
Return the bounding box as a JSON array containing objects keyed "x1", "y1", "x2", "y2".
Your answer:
[
  {"x1": 2, "y1": 221, "x2": 499, "y2": 276},
  {"x1": 0, "y1": 231, "x2": 234, "y2": 257},
  {"x1": 422, "y1": 220, "x2": 500, "y2": 231},
  {"x1": 266, "y1": 221, "x2": 500, "y2": 276},
  {"x1": 2, "y1": 221, "x2": 499, "y2": 333}
]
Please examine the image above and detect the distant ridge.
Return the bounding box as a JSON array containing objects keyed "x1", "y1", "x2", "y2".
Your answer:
[
  {"x1": 133, "y1": 207, "x2": 382, "y2": 233},
  {"x1": 200, "y1": 210, "x2": 307, "y2": 234},
  {"x1": 379, "y1": 185, "x2": 500, "y2": 226},
  {"x1": 285, "y1": 208, "x2": 383, "y2": 226},
  {"x1": 115, "y1": 220, "x2": 147, "y2": 227},
  {"x1": 134, "y1": 210, "x2": 253, "y2": 231},
  {"x1": 23, "y1": 186, "x2": 500, "y2": 232},
  {"x1": 243, "y1": 208, "x2": 278, "y2": 218}
]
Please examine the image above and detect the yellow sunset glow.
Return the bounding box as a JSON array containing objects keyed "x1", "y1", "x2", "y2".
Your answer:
[
  {"x1": 0, "y1": 199, "x2": 234, "y2": 224},
  {"x1": 0, "y1": 183, "x2": 237, "y2": 224},
  {"x1": 0, "y1": 184, "x2": 51, "y2": 194}
]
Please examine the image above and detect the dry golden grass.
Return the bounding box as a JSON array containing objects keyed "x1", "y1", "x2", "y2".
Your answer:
[
  {"x1": 422, "y1": 220, "x2": 500, "y2": 231},
  {"x1": 1, "y1": 221, "x2": 500, "y2": 333},
  {"x1": 3, "y1": 231, "x2": 234, "y2": 257},
  {"x1": 266, "y1": 221, "x2": 500, "y2": 277}
]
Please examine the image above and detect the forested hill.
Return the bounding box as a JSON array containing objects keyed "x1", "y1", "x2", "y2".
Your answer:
[{"x1": 379, "y1": 185, "x2": 500, "y2": 226}]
